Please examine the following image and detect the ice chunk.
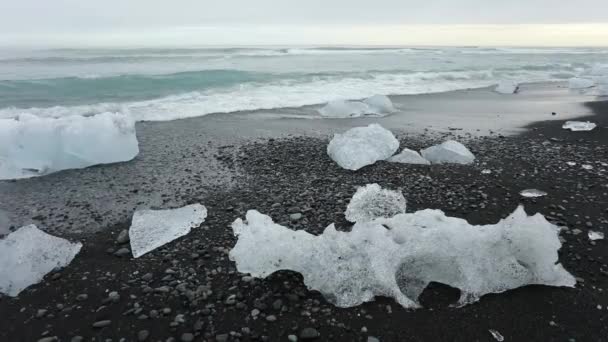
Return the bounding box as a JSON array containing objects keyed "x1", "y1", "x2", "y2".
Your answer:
[
  {"x1": 129, "y1": 204, "x2": 207, "y2": 258},
  {"x1": 229, "y1": 206, "x2": 575, "y2": 309},
  {"x1": 345, "y1": 184, "x2": 407, "y2": 223},
  {"x1": 494, "y1": 81, "x2": 519, "y2": 94},
  {"x1": 388, "y1": 148, "x2": 430, "y2": 165},
  {"x1": 0, "y1": 112, "x2": 139, "y2": 180},
  {"x1": 420, "y1": 140, "x2": 475, "y2": 165},
  {"x1": 568, "y1": 77, "x2": 595, "y2": 89},
  {"x1": 562, "y1": 121, "x2": 597, "y2": 131},
  {"x1": 489, "y1": 330, "x2": 505, "y2": 342},
  {"x1": 588, "y1": 231, "x2": 604, "y2": 241},
  {"x1": 327, "y1": 124, "x2": 399, "y2": 170},
  {"x1": 0, "y1": 225, "x2": 82, "y2": 297},
  {"x1": 582, "y1": 164, "x2": 593, "y2": 170},
  {"x1": 319, "y1": 95, "x2": 395, "y2": 118},
  {"x1": 520, "y1": 189, "x2": 547, "y2": 198},
  {"x1": 363, "y1": 95, "x2": 396, "y2": 114},
  {"x1": 481, "y1": 169, "x2": 492, "y2": 174}
]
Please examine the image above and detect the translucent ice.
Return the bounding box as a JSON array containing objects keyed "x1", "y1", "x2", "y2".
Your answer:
[
  {"x1": 388, "y1": 148, "x2": 430, "y2": 165},
  {"x1": 229, "y1": 206, "x2": 575, "y2": 309},
  {"x1": 345, "y1": 184, "x2": 407, "y2": 223},
  {"x1": 327, "y1": 124, "x2": 399, "y2": 170},
  {"x1": 588, "y1": 231, "x2": 604, "y2": 241},
  {"x1": 520, "y1": 189, "x2": 548, "y2": 198},
  {"x1": 562, "y1": 121, "x2": 597, "y2": 131},
  {"x1": 0, "y1": 112, "x2": 139, "y2": 180},
  {"x1": 568, "y1": 77, "x2": 595, "y2": 89},
  {"x1": 363, "y1": 95, "x2": 396, "y2": 114},
  {"x1": 0, "y1": 225, "x2": 82, "y2": 297},
  {"x1": 420, "y1": 140, "x2": 475, "y2": 165},
  {"x1": 319, "y1": 95, "x2": 395, "y2": 118},
  {"x1": 129, "y1": 204, "x2": 207, "y2": 258},
  {"x1": 494, "y1": 81, "x2": 519, "y2": 94}
]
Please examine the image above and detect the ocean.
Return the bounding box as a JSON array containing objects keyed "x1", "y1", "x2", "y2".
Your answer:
[{"x1": 0, "y1": 46, "x2": 606, "y2": 121}]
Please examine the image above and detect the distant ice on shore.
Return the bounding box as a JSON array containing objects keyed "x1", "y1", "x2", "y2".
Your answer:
[
  {"x1": 494, "y1": 81, "x2": 519, "y2": 94},
  {"x1": 318, "y1": 95, "x2": 396, "y2": 118}
]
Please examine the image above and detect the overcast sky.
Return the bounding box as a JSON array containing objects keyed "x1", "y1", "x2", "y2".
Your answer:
[{"x1": 1, "y1": 0, "x2": 607, "y2": 46}]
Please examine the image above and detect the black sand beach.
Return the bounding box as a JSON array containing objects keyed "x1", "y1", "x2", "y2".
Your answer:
[{"x1": 1, "y1": 84, "x2": 607, "y2": 341}]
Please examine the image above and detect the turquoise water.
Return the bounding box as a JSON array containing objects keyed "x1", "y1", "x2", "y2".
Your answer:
[{"x1": 0, "y1": 47, "x2": 606, "y2": 121}]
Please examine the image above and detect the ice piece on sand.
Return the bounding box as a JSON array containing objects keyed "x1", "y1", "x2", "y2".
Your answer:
[
  {"x1": 568, "y1": 77, "x2": 595, "y2": 89},
  {"x1": 319, "y1": 95, "x2": 396, "y2": 118},
  {"x1": 420, "y1": 140, "x2": 475, "y2": 165},
  {"x1": 0, "y1": 112, "x2": 139, "y2": 180},
  {"x1": 345, "y1": 184, "x2": 407, "y2": 223},
  {"x1": 520, "y1": 189, "x2": 547, "y2": 198},
  {"x1": 588, "y1": 231, "x2": 604, "y2": 241},
  {"x1": 327, "y1": 124, "x2": 399, "y2": 170},
  {"x1": 0, "y1": 225, "x2": 82, "y2": 297},
  {"x1": 489, "y1": 329, "x2": 505, "y2": 342},
  {"x1": 562, "y1": 121, "x2": 597, "y2": 131},
  {"x1": 388, "y1": 148, "x2": 430, "y2": 165},
  {"x1": 363, "y1": 95, "x2": 396, "y2": 114},
  {"x1": 229, "y1": 206, "x2": 575, "y2": 309},
  {"x1": 129, "y1": 204, "x2": 207, "y2": 258},
  {"x1": 481, "y1": 169, "x2": 492, "y2": 174},
  {"x1": 582, "y1": 164, "x2": 593, "y2": 170},
  {"x1": 494, "y1": 81, "x2": 519, "y2": 94}
]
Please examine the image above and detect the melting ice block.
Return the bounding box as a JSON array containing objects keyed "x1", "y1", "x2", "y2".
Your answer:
[
  {"x1": 0, "y1": 112, "x2": 139, "y2": 180},
  {"x1": 0, "y1": 225, "x2": 82, "y2": 297},
  {"x1": 129, "y1": 204, "x2": 207, "y2": 258},
  {"x1": 327, "y1": 124, "x2": 399, "y2": 170},
  {"x1": 520, "y1": 189, "x2": 548, "y2": 198},
  {"x1": 562, "y1": 121, "x2": 597, "y2": 131},
  {"x1": 345, "y1": 184, "x2": 407, "y2": 223},
  {"x1": 568, "y1": 77, "x2": 595, "y2": 89},
  {"x1": 363, "y1": 95, "x2": 396, "y2": 114},
  {"x1": 494, "y1": 81, "x2": 519, "y2": 94},
  {"x1": 229, "y1": 206, "x2": 575, "y2": 309},
  {"x1": 420, "y1": 140, "x2": 475, "y2": 165},
  {"x1": 319, "y1": 95, "x2": 395, "y2": 118},
  {"x1": 388, "y1": 148, "x2": 430, "y2": 165}
]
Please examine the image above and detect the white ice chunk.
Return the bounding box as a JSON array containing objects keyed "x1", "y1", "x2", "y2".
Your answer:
[
  {"x1": 327, "y1": 124, "x2": 399, "y2": 170},
  {"x1": 0, "y1": 112, "x2": 139, "y2": 180},
  {"x1": 520, "y1": 189, "x2": 547, "y2": 198},
  {"x1": 229, "y1": 206, "x2": 575, "y2": 309},
  {"x1": 494, "y1": 81, "x2": 519, "y2": 94},
  {"x1": 388, "y1": 148, "x2": 430, "y2": 165},
  {"x1": 562, "y1": 121, "x2": 597, "y2": 131},
  {"x1": 420, "y1": 140, "x2": 475, "y2": 165},
  {"x1": 129, "y1": 204, "x2": 207, "y2": 258},
  {"x1": 0, "y1": 225, "x2": 82, "y2": 297},
  {"x1": 319, "y1": 95, "x2": 395, "y2": 118},
  {"x1": 363, "y1": 95, "x2": 396, "y2": 114},
  {"x1": 588, "y1": 231, "x2": 604, "y2": 241},
  {"x1": 345, "y1": 184, "x2": 407, "y2": 223},
  {"x1": 582, "y1": 164, "x2": 593, "y2": 170},
  {"x1": 568, "y1": 77, "x2": 595, "y2": 89}
]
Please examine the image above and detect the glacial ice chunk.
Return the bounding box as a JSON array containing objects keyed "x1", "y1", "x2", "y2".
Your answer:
[
  {"x1": 588, "y1": 231, "x2": 604, "y2": 241},
  {"x1": 229, "y1": 206, "x2": 575, "y2": 309},
  {"x1": 562, "y1": 121, "x2": 597, "y2": 131},
  {"x1": 494, "y1": 81, "x2": 519, "y2": 94},
  {"x1": 0, "y1": 225, "x2": 82, "y2": 297},
  {"x1": 420, "y1": 140, "x2": 475, "y2": 165},
  {"x1": 327, "y1": 124, "x2": 399, "y2": 170},
  {"x1": 129, "y1": 204, "x2": 207, "y2": 258},
  {"x1": 0, "y1": 112, "x2": 139, "y2": 180},
  {"x1": 319, "y1": 95, "x2": 395, "y2": 118},
  {"x1": 363, "y1": 95, "x2": 396, "y2": 114},
  {"x1": 388, "y1": 148, "x2": 430, "y2": 165},
  {"x1": 520, "y1": 189, "x2": 548, "y2": 198},
  {"x1": 345, "y1": 184, "x2": 407, "y2": 223},
  {"x1": 568, "y1": 77, "x2": 595, "y2": 89}
]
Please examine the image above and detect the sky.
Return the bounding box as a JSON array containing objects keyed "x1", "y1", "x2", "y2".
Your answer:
[{"x1": 1, "y1": 0, "x2": 607, "y2": 47}]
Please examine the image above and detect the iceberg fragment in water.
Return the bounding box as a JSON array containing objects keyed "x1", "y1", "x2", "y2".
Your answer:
[
  {"x1": 494, "y1": 81, "x2": 519, "y2": 94},
  {"x1": 421, "y1": 140, "x2": 475, "y2": 165},
  {"x1": 568, "y1": 77, "x2": 595, "y2": 89},
  {"x1": 0, "y1": 112, "x2": 139, "y2": 180},
  {"x1": 562, "y1": 121, "x2": 597, "y2": 131},
  {"x1": 520, "y1": 189, "x2": 548, "y2": 198},
  {"x1": 129, "y1": 204, "x2": 207, "y2": 258},
  {"x1": 319, "y1": 95, "x2": 395, "y2": 118},
  {"x1": 327, "y1": 124, "x2": 399, "y2": 170},
  {"x1": 388, "y1": 148, "x2": 430, "y2": 165},
  {"x1": 345, "y1": 184, "x2": 407, "y2": 223},
  {"x1": 0, "y1": 225, "x2": 82, "y2": 297},
  {"x1": 229, "y1": 206, "x2": 575, "y2": 309}
]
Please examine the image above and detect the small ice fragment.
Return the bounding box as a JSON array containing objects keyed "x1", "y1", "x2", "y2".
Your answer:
[
  {"x1": 566, "y1": 162, "x2": 576, "y2": 166},
  {"x1": 0, "y1": 225, "x2": 82, "y2": 297},
  {"x1": 420, "y1": 140, "x2": 475, "y2": 165},
  {"x1": 582, "y1": 164, "x2": 593, "y2": 170},
  {"x1": 327, "y1": 124, "x2": 399, "y2": 170},
  {"x1": 129, "y1": 204, "x2": 207, "y2": 258},
  {"x1": 319, "y1": 100, "x2": 372, "y2": 118},
  {"x1": 588, "y1": 231, "x2": 604, "y2": 241},
  {"x1": 520, "y1": 189, "x2": 548, "y2": 198},
  {"x1": 481, "y1": 169, "x2": 492, "y2": 174},
  {"x1": 345, "y1": 184, "x2": 407, "y2": 223},
  {"x1": 568, "y1": 77, "x2": 595, "y2": 89},
  {"x1": 489, "y1": 329, "x2": 505, "y2": 342},
  {"x1": 562, "y1": 121, "x2": 596, "y2": 131},
  {"x1": 495, "y1": 81, "x2": 519, "y2": 94},
  {"x1": 388, "y1": 148, "x2": 430, "y2": 165},
  {"x1": 363, "y1": 95, "x2": 396, "y2": 114}
]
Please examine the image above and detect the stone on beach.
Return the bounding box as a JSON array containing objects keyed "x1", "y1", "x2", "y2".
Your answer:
[
  {"x1": 0, "y1": 224, "x2": 82, "y2": 297},
  {"x1": 327, "y1": 124, "x2": 399, "y2": 170},
  {"x1": 129, "y1": 204, "x2": 207, "y2": 258},
  {"x1": 388, "y1": 148, "x2": 430, "y2": 165},
  {"x1": 345, "y1": 184, "x2": 407, "y2": 223},
  {"x1": 562, "y1": 121, "x2": 597, "y2": 131},
  {"x1": 420, "y1": 140, "x2": 475, "y2": 165}
]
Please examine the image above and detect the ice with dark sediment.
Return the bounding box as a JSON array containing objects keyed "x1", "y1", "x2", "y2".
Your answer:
[
  {"x1": 327, "y1": 124, "x2": 399, "y2": 170},
  {"x1": 420, "y1": 140, "x2": 475, "y2": 165},
  {"x1": 388, "y1": 148, "x2": 430, "y2": 165}
]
